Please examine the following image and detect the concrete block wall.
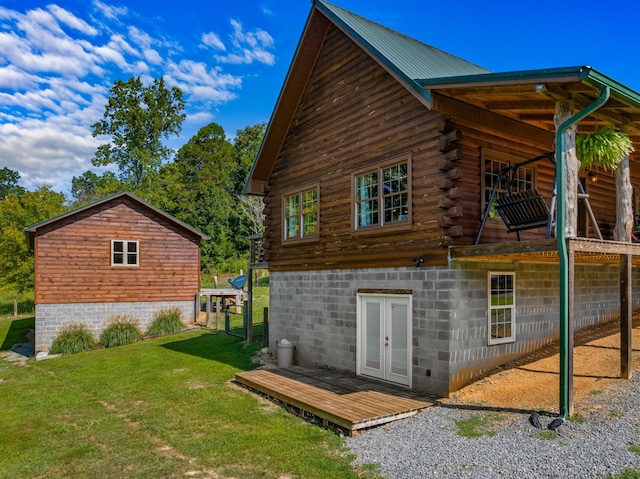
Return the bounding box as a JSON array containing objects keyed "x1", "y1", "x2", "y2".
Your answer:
[
  {"x1": 448, "y1": 262, "x2": 637, "y2": 391},
  {"x1": 270, "y1": 262, "x2": 640, "y2": 398},
  {"x1": 269, "y1": 267, "x2": 452, "y2": 397},
  {"x1": 35, "y1": 300, "x2": 196, "y2": 352}
]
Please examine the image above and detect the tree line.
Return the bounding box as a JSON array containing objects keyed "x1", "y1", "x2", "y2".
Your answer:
[{"x1": 0, "y1": 76, "x2": 265, "y2": 292}]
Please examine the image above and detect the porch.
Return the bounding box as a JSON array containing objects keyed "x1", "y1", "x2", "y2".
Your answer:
[
  {"x1": 235, "y1": 366, "x2": 433, "y2": 435},
  {"x1": 450, "y1": 237, "x2": 640, "y2": 415},
  {"x1": 450, "y1": 237, "x2": 640, "y2": 265}
]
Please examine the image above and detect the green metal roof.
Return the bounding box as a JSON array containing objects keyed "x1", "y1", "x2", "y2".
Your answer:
[{"x1": 316, "y1": 0, "x2": 490, "y2": 81}]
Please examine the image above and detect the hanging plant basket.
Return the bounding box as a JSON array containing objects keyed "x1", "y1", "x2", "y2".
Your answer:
[{"x1": 576, "y1": 125, "x2": 634, "y2": 171}]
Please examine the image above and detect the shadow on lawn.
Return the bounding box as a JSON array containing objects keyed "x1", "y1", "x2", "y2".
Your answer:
[
  {"x1": 0, "y1": 316, "x2": 35, "y2": 351},
  {"x1": 160, "y1": 330, "x2": 257, "y2": 370}
]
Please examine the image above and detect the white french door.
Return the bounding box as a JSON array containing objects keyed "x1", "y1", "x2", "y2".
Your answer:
[{"x1": 357, "y1": 294, "x2": 411, "y2": 387}]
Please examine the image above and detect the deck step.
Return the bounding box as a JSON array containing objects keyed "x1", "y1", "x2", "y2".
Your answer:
[{"x1": 235, "y1": 369, "x2": 431, "y2": 434}]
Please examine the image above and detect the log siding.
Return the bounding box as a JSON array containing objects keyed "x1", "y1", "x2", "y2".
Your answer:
[{"x1": 263, "y1": 25, "x2": 453, "y2": 271}]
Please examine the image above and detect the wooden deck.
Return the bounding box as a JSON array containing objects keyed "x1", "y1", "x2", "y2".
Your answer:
[{"x1": 235, "y1": 367, "x2": 433, "y2": 435}]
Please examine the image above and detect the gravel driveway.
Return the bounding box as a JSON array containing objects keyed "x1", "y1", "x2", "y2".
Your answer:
[{"x1": 347, "y1": 373, "x2": 640, "y2": 478}]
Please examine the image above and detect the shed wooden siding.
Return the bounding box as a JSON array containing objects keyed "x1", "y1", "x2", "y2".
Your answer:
[
  {"x1": 34, "y1": 196, "x2": 201, "y2": 305},
  {"x1": 263, "y1": 24, "x2": 454, "y2": 271}
]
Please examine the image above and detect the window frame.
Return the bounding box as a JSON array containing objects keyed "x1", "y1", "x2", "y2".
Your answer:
[
  {"x1": 351, "y1": 153, "x2": 412, "y2": 234},
  {"x1": 487, "y1": 271, "x2": 516, "y2": 345},
  {"x1": 281, "y1": 184, "x2": 320, "y2": 244},
  {"x1": 111, "y1": 240, "x2": 139, "y2": 267},
  {"x1": 481, "y1": 149, "x2": 536, "y2": 218}
]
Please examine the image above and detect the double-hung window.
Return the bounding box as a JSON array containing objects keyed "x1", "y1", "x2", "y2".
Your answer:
[
  {"x1": 112, "y1": 240, "x2": 138, "y2": 266},
  {"x1": 488, "y1": 272, "x2": 515, "y2": 345},
  {"x1": 283, "y1": 186, "x2": 319, "y2": 241},
  {"x1": 482, "y1": 149, "x2": 534, "y2": 218},
  {"x1": 353, "y1": 154, "x2": 411, "y2": 231}
]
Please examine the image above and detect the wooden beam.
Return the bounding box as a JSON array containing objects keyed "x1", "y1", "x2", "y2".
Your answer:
[{"x1": 485, "y1": 100, "x2": 555, "y2": 110}]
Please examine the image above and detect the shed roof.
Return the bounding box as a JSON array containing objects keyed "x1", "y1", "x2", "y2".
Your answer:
[{"x1": 25, "y1": 191, "x2": 209, "y2": 240}]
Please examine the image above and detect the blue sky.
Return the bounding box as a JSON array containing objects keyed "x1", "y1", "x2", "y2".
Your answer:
[{"x1": 2, "y1": 0, "x2": 639, "y2": 195}]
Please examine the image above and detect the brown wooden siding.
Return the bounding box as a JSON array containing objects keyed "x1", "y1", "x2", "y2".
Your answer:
[
  {"x1": 263, "y1": 25, "x2": 455, "y2": 272},
  {"x1": 34, "y1": 196, "x2": 201, "y2": 304}
]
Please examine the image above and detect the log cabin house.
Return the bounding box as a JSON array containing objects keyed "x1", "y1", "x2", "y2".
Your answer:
[
  {"x1": 245, "y1": 0, "x2": 640, "y2": 408},
  {"x1": 26, "y1": 191, "x2": 207, "y2": 352}
]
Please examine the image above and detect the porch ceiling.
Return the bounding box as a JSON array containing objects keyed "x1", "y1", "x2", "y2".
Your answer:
[
  {"x1": 450, "y1": 238, "x2": 640, "y2": 265},
  {"x1": 425, "y1": 72, "x2": 640, "y2": 145}
]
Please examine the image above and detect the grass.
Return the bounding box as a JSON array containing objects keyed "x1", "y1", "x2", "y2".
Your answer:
[
  {"x1": 146, "y1": 307, "x2": 184, "y2": 337},
  {"x1": 628, "y1": 445, "x2": 640, "y2": 455},
  {"x1": 532, "y1": 431, "x2": 557, "y2": 440},
  {"x1": 608, "y1": 470, "x2": 640, "y2": 479},
  {"x1": 50, "y1": 323, "x2": 96, "y2": 354},
  {"x1": 0, "y1": 289, "x2": 34, "y2": 317},
  {"x1": 0, "y1": 317, "x2": 374, "y2": 479},
  {"x1": 568, "y1": 414, "x2": 586, "y2": 424},
  {"x1": 454, "y1": 413, "x2": 504, "y2": 439},
  {"x1": 0, "y1": 316, "x2": 34, "y2": 351},
  {"x1": 100, "y1": 315, "x2": 142, "y2": 347}
]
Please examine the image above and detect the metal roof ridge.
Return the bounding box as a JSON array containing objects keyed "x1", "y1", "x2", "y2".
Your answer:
[{"x1": 315, "y1": 0, "x2": 489, "y2": 76}]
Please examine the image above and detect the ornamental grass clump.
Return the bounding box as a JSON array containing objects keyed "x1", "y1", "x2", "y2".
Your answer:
[
  {"x1": 146, "y1": 307, "x2": 184, "y2": 337},
  {"x1": 50, "y1": 323, "x2": 96, "y2": 355},
  {"x1": 576, "y1": 125, "x2": 634, "y2": 171},
  {"x1": 100, "y1": 314, "x2": 142, "y2": 348}
]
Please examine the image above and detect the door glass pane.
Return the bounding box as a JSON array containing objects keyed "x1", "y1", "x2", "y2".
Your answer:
[
  {"x1": 365, "y1": 302, "x2": 381, "y2": 370},
  {"x1": 390, "y1": 303, "x2": 408, "y2": 377}
]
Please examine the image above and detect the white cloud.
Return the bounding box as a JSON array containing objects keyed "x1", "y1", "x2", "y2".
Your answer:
[
  {"x1": 202, "y1": 32, "x2": 225, "y2": 51},
  {"x1": 93, "y1": 0, "x2": 127, "y2": 21},
  {"x1": 215, "y1": 19, "x2": 275, "y2": 65},
  {"x1": 0, "y1": 65, "x2": 39, "y2": 89},
  {"x1": 0, "y1": 2, "x2": 276, "y2": 194},
  {"x1": 48, "y1": 5, "x2": 99, "y2": 36},
  {"x1": 164, "y1": 59, "x2": 241, "y2": 103},
  {"x1": 0, "y1": 119, "x2": 100, "y2": 191}
]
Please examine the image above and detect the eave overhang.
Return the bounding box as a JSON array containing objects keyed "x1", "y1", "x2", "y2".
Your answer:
[{"x1": 418, "y1": 66, "x2": 640, "y2": 142}]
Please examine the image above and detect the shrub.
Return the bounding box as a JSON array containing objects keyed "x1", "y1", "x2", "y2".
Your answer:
[
  {"x1": 50, "y1": 323, "x2": 96, "y2": 355},
  {"x1": 147, "y1": 307, "x2": 184, "y2": 337},
  {"x1": 100, "y1": 315, "x2": 142, "y2": 348}
]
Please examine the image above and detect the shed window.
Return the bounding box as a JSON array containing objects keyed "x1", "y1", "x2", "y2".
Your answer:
[
  {"x1": 112, "y1": 240, "x2": 138, "y2": 266},
  {"x1": 488, "y1": 272, "x2": 515, "y2": 345},
  {"x1": 283, "y1": 186, "x2": 319, "y2": 241},
  {"x1": 353, "y1": 154, "x2": 411, "y2": 231}
]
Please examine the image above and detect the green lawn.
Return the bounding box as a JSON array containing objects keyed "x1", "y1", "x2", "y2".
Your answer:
[{"x1": 0, "y1": 317, "x2": 376, "y2": 478}]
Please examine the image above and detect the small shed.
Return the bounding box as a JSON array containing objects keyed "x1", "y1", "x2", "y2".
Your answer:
[{"x1": 26, "y1": 191, "x2": 208, "y2": 352}]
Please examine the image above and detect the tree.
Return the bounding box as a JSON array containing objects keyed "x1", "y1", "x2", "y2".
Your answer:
[
  {"x1": 232, "y1": 124, "x2": 266, "y2": 243},
  {"x1": 0, "y1": 167, "x2": 25, "y2": 200},
  {"x1": 91, "y1": 76, "x2": 186, "y2": 188},
  {"x1": 232, "y1": 123, "x2": 266, "y2": 194},
  {"x1": 154, "y1": 123, "x2": 238, "y2": 272},
  {"x1": 71, "y1": 171, "x2": 124, "y2": 207},
  {"x1": 0, "y1": 187, "x2": 67, "y2": 291}
]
